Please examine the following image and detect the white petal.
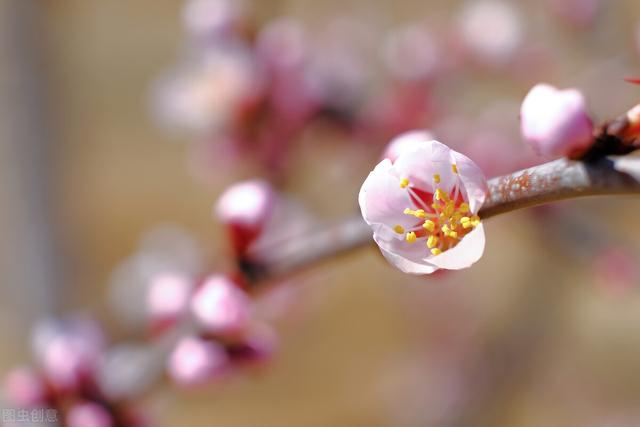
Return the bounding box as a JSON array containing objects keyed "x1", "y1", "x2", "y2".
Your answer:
[
  {"x1": 374, "y1": 234, "x2": 438, "y2": 275},
  {"x1": 428, "y1": 224, "x2": 486, "y2": 270},
  {"x1": 394, "y1": 140, "x2": 457, "y2": 193},
  {"x1": 359, "y1": 159, "x2": 416, "y2": 235},
  {"x1": 451, "y1": 151, "x2": 488, "y2": 213}
]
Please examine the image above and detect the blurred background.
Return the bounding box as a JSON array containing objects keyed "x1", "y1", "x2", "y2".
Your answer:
[{"x1": 2, "y1": 0, "x2": 640, "y2": 426}]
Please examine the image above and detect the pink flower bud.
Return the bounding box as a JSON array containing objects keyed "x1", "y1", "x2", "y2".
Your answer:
[
  {"x1": 520, "y1": 83, "x2": 594, "y2": 157},
  {"x1": 67, "y1": 402, "x2": 115, "y2": 427},
  {"x1": 2, "y1": 366, "x2": 48, "y2": 408},
  {"x1": 215, "y1": 180, "x2": 275, "y2": 255},
  {"x1": 190, "y1": 275, "x2": 250, "y2": 338},
  {"x1": 359, "y1": 133, "x2": 488, "y2": 275},
  {"x1": 167, "y1": 336, "x2": 228, "y2": 386},
  {"x1": 382, "y1": 130, "x2": 435, "y2": 163},
  {"x1": 33, "y1": 317, "x2": 105, "y2": 393},
  {"x1": 146, "y1": 272, "x2": 193, "y2": 331},
  {"x1": 227, "y1": 324, "x2": 277, "y2": 367}
]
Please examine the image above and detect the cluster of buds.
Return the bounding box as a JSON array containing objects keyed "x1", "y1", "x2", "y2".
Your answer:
[
  {"x1": 2, "y1": 316, "x2": 145, "y2": 427},
  {"x1": 146, "y1": 272, "x2": 276, "y2": 388}
]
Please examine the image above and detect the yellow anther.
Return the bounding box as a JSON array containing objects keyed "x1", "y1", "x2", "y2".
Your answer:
[
  {"x1": 451, "y1": 164, "x2": 458, "y2": 174},
  {"x1": 459, "y1": 203, "x2": 469, "y2": 213},
  {"x1": 433, "y1": 174, "x2": 441, "y2": 184},
  {"x1": 404, "y1": 208, "x2": 426, "y2": 218},
  {"x1": 444, "y1": 202, "x2": 454, "y2": 217},
  {"x1": 460, "y1": 216, "x2": 472, "y2": 229},
  {"x1": 442, "y1": 224, "x2": 450, "y2": 235},
  {"x1": 431, "y1": 248, "x2": 442, "y2": 256},
  {"x1": 406, "y1": 232, "x2": 417, "y2": 243},
  {"x1": 449, "y1": 231, "x2": 458, "y2": 239},
  {"x1": 393, "y1": 225, "x2": 405, "y2": 234},
  {"x1": 400, "y1": 178, "x2": 410, "y2": 189},
  {"x1": 423, "y1": 220, "x2": 435, "y2": 232},
  {"x1": 432, "y1": 202, "x2": 440, "y2": 211},
  {"x1": 427, "y1": 235, "x2": 439, "y2": 249},
  {"x1": 471, "y1": 215, "x2": 481, "y2": 226}
]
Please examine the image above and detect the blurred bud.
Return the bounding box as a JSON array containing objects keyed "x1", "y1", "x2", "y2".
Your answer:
[
  {"x1": 167, "y1": 336, "x2": 228, "y2": 386},
  {"x1": 146, "y1": 272, "x2": 193, "y2": 332},
  {"x1": 97, "y1": 344, "x2": 159, "y2": 401},
  {"x1": 457, "y1": 0, "x2": 522, "y2": 67},
  {"x1": 153, "y1": 45, "x2": 263, "y2": 135},
  {"x1": 215, "y1": 179, "x2": 275, "y2": 255},
  {"x1": 67, "y1": 402, "x2": 115, "y2": 427},
  {"x1": 548, "y1": 0, "x2": 600, "y2": 28},
  {"x1": 520, "y1": 83, "x2": 594, "y2": 157},
  {"x1": 382, "y1": 25, "x2": 440, "y2": 82},
  {"x1": 32, "y1": 316, "x2": 105, "y2": 393},
  {"x1": 256, "y1": 18, "x2": 308, "y2": 70},
  {"x1": 227, "y1": 324, "x2": 277, "y2": 367},
  {"x1": 182, "y1": 0, "x2": 246, "y2": 40},
  {"x1": 381, "y1": 130, "x2": 435, "y2": 163},
  {"x1": 2, "y1": 366, "x2": 48, "y2": 408},
  {"x1": 191, "y1": 275, "x2": 251, "y2": 338}
]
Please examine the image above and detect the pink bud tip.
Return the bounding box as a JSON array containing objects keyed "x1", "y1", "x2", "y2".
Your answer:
[
  {"x1": 2, "y1": 366, "x2": 48, "y2": 408},
  {"x1": 215, "y1": 179, "x2": 275, "y2": 255},
  {"x1": 182, "y1": 0, "x2": 245, "y2": 39},
  {"x1": 167, "y1": 336, "x2": 228, "y2": 386},
  {"x1": 67, "y1": 402, "x2": 115, "y2": 427},
  {"x1": 146, "y1": 273, "x2": 193, "y2": 328},
  {"x1": 190, "y1": 275, "x2": 250, "y2": 338},
  {"x1": 520, "y1": 83, "x2": 594, "y2": 157}
]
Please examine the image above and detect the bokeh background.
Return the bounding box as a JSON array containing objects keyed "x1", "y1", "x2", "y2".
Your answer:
[{"x1": 2, "y1": 0, "x2": 640, "y2": 426}]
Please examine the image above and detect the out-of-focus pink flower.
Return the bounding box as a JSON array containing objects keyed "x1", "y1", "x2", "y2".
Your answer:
[
  {"x1": 2, "y1": 366, "x2": 48, "y2": 408},
  {"x1": 457, "y1": 0, "x2": 522, "y2": 67},
  {"x1": 146, "y1": 272, "x2": 193, "y2": 331},
  {"x1": 190, "y1": 275, "x2": 250, "y2": 338},
  {"x1": 167, "y1": 336, "x2": 228, "y2": 386},
  {"x1": 548, "y1": 0, "x2": 600, "y2": 28},
  {"x1": 182, "y1": 0, "x2": 246, "y2": 40},
  {"x1": 382, "y1": 130, "x2": 435, "y2": 163},
  {"x1": 359, "y1": 134, "x2": 488, "y2": 274},
  {"x1": 215, "y1": 179, "x2": 275, "y2": 255},
  {"x1": 33, "y1": 317, "x2": 105, "y2": 393},
  {"x1": 153, "y1": 45, "x2": 263, "y2": 135},
  {"x1": 594, "y1": 246, "x2": 638, "y2": 293},
  {"x1": 382, "y1": 25, "x2": 440, "y2": 82},
  {"x1": 520, "y1": 83, "x2": 594, "y2": 157},
  {"x1": 67, "y1": 402, "x2": 115, "y2": 427}
]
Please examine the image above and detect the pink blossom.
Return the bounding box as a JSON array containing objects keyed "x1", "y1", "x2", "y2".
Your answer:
[
  {"x1": 33, "y1": 317, "x2": 105, "y2": 393},
  {"x1": 67, "y1": 402, "x2": 115, "y2": 427},
  {"x1": 190, "y1": 275, "x2": 250, "y2": 338},
  {"x1": 167, "y1": 336, "x2": 228, "y2": 386},
  {"x1": 548, "y1": 0, "x2": 600, "y2": 28},
  {"x1": 457, "y1": 0, "x2": 523, "y2": 67},
  {"x1": 215, "y1": 179, "x2": 275, "y2": 255},
  {"x1": 146, "y1": 272, "x2": 193, "y2": 330},
  {"x1": 520, "y1": 83, "x2": 594, "y2": 157},
  {"x1": 2, "y1": 366, "x2": 48, "y2": 408},
  {"x1": 382, "y1": 25, "x2": 440, "y2": 83},
  {"x1": 359, "y1": 134, "x2": 488, "y2": 274}
]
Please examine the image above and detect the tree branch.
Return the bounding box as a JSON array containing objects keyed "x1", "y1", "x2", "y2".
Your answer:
[{"x1": 245, "y1": 157, "x2": 640, "y2": 283}]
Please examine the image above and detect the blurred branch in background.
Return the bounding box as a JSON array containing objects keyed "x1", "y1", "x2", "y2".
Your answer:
[{"x1": 0, "y1": 0, "x2": 65, "y2": 325}]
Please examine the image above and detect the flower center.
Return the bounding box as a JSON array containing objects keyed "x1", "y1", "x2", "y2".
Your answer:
[{"x1": 394, "y1": 167, "x2": 480, "y2": 256}]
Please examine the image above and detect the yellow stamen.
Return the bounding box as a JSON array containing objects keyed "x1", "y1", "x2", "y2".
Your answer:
[
  {"x1": 433, "y1": 174, "x2": 441, "y2": 184},
  {"x1": 393, "y1": 225, "x2": 405, "y2": 234},
  {"x1": 431, "y1": 248, "x2": 442, "y2": 256},
  {"x1": 427, "y1": 235, "x2": 438, "y2": 249},
  {"x1": 460, "y1": 216, "x2": 472, "y2": 229},
  {"x1": 406, "y1": 232, "x2": 417, "y2": 243},
  {"x1": 459, "y1": 203, "x2": 469, "y2": 213},
  {"x1": 404, "y1": 208, "x2": 426, "y2": 218},
  {"x1": 423, "y1": 220, "x2": 435, "y2": 232},
  {"x1": 451, "y1": 164, "x2": 458, "y2": 174},
  {"x1": 449, "y1": 231, "x2": 458, "y2": 239},
  {"x1": 400, "y1": 178, "x2": 410, "y2": 189}
]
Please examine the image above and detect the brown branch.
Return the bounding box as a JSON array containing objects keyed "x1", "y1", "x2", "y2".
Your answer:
[{"x1": 245, "y1": 156, "x2": 640, "y2": 283}]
